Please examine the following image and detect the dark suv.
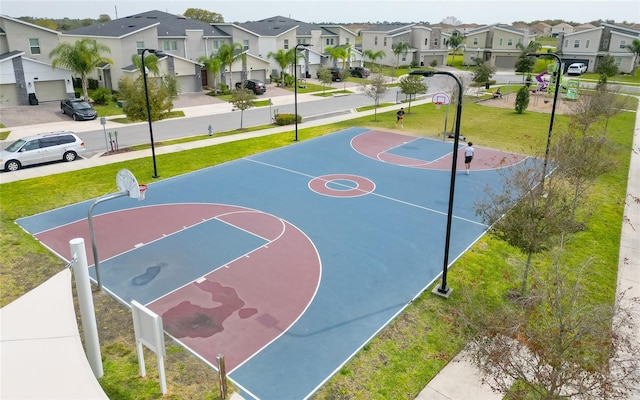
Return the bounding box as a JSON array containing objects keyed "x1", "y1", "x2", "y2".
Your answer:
[
  {"x1": 235, "y1": 79, "x2": 266, "y2": 94},
  {"x1": 316, "y1": 67, "x2": 343, "y2": 82},
  {"x1": 350, "y1": 67, "x2": 370, "y2": 78}
]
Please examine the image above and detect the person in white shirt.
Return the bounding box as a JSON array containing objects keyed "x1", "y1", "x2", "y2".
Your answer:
[{"x1": 464, "y1": 142, "x2": 474, "y2": 175}]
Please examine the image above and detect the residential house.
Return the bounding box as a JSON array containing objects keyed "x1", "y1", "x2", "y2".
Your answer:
[
  {"x1": 530, "y1": 22, "x2": 552, "y2": 37},
  {"x1": 60, "y1": 10, "x2": 218, "y2": 93},
  {"x1": 462, "y1": 24, "x2": 536, "y2": 69},
  {"x1": 360, "y1": 23, "x2": 448, "y2": 68},
  {"x1": 551, "y1": 22, "x2": 574, "y2": 37},
  {"x1": 558, "y1": 22, "x2": 640, "y2": 73},
  {"x1": 0, "y1": 15, "x2": 74, "y2": 106},
  {"x1": 574, "y1": 23, "x2": 596, "y2": 32}
]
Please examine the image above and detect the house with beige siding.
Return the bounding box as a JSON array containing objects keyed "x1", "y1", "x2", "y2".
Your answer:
[
  {"x1": 0, "y1": 15, "x2": 74, "y2": 105},
  {"x1": 360, "y1": 23, "x2": 448, "y2": 68},
  {"x1": 558, "y1": 23, "x2": 639, "y2": 73},
  {"x1": 462, "y1": 24, "x2": 536, "y2": 69}
]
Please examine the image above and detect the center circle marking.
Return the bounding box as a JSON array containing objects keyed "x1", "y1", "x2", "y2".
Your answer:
[{"x1": 308, "y1": 174, "x2": 375, "y2": 198}]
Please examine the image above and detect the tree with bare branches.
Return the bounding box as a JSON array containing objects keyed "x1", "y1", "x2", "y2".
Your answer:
[{"x1": 459, "y1": 251, "x2": 640, "y2": 400}]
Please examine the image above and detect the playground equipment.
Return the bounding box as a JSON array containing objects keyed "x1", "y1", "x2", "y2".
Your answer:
[
  {"x1": 531, "y1": 70, "x2": 549, "y2": 93},
  {"x1": 566, "y1": 79, "x2": 579, "y2": 100}
]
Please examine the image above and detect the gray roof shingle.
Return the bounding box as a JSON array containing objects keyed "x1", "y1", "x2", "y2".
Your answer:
[{"x1": 64, "y1": 10, "x2": 229, "y2": 38}]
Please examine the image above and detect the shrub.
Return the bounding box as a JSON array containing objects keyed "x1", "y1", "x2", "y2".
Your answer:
[
  {"x1": 88, "y1": 78, "x2": 99, "y2": 90},
  {"x1": 274, "y1": 113, "x2": 301, "y2": 126},
  {"x1": 92, "y1": 87, "x2": 112, "y2": 105},
  {"x1": 515, "y1": 86, "x2": 530, "y2": 114},
  {"x1": 430, "y1": 59, "x2": 438, "y2": 67}
]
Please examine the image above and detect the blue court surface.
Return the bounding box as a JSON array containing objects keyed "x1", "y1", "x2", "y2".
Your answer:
[{"x1": 17, "y1": 127, "x2": 531, "y2": 399}]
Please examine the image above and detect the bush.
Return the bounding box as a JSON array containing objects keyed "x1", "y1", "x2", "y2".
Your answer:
[
  {"x1": 274, "y1": 113, "x2": 301, "y2": 126},
  {"x1": 91, "y1": 87, "x2": 112, "y2": 105},
  {"x1": 430, "y1": 59, "x2": 438, "y2": 67},
  {"x1": 515, "y1": 86, "x2": 530, "y2": 114},
  {"x1": 88, "y1": 78, "x2": 99, "y2": 90}
]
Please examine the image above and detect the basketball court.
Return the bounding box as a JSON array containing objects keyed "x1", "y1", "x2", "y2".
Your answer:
[{"x1": 17, "y1": 127, "x2": 530, "y2": 399}]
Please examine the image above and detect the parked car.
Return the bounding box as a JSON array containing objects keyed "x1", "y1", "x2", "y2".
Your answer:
[
  {"x1": 235, "y1": 79, "x2": 267, "y2": 94},
  {"x1": 566, "y1": 62, "x2": 587, "y2": 75},
  {"x1": 316, "y1": 67, "x2": 345, "y2": 81},
  {"x1": 0, "y1": 131, "x2": 86, "y2": 172},
  {"x1": 350, "y1": 67, "x2": 370, "y2": 78},
  {"x1": 60, "y1": 99, "x2": 98, "y2": 121}
]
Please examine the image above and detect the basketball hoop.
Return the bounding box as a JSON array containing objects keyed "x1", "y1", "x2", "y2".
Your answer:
[
  {"x1": 435, "y1": 102, "x2": 443, "y2": 110},
  {"x1": 138, "y1": 184, "x2": 148, "y2": 201},
  {"x1": 116, "y1": 169, "x2": 147, "y2": 201}
]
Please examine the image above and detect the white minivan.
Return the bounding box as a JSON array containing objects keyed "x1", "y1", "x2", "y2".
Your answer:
[{"x1": 0, "y1": 131, "x2": 86, "y2": 171}]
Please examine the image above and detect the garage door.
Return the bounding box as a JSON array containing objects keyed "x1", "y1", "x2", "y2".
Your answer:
[
  {"x1": 33, "y1": 80, "x2": 66, "y2": 102},
  {"x1": 0, "y1": 84, "x2": 19, "y2": 107},
  {"x1": 495, "y1": 56, "x2": 516, "y2": 69},
  {"x1": 176, "y1": 75, "x2": 197, "y2": 93},
  {"x1": 249, "y1": 70, "x2": 267, "y2": 82}
]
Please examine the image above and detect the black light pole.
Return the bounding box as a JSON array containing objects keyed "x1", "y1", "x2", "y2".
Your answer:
[
  {"x1": 527, "y1": 52, "x2": 562, "y2": 191},
  {"x1": 294, "y1": 43, "x2": 311, "y2": 141},
  {"x1": 142, "y1": 48, "x2": 160, "y2": 178},
  {"x1": 410, "y1": 70, "x2": 463, "y2": 297}
]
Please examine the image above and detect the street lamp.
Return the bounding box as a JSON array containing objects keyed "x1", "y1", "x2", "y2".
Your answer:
[
  {"x1": 410, "y1": 70, "x2": 464, "y2": 298},
  {"x1": 527, "y1": 52, "x2": 562, "y2": 191},
  {"x1": 141, "y1": 48, "x2": 163, "y2": 178},
  {"x1": 294, "y1": 43, "x2": 311, "y2": 141}
]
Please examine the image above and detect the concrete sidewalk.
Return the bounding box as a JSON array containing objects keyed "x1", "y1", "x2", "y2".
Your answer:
[{"x1": 1, "y1": 88, "x2": 638, "y2": 400}]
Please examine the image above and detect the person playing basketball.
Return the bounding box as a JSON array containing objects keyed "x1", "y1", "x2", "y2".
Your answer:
[
  {"x1": 464, "y1": 142, "x2": 474, "y2": 175},
  {"x1": 396, "y1": 107, "x2": 405, "y2": 128}
]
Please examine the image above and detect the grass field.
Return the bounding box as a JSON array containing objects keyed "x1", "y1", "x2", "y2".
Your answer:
[{"x1": 0, "y1": 91, "x2": 636, "y2": 399}]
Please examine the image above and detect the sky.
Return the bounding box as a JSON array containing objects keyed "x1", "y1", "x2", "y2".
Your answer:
[{"x1": 0, "y1": 0, "x2": 638, "y2": 25}]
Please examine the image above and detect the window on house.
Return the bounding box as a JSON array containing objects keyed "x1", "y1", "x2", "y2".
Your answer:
[
  {"x1": 603, "y1": 39, "x2": 609, "y2": 49},
  {"x1": 614, "y1": 57, "x2": 621, "y2": 67},
  {"x1": 473, "y1": 37, "x2": 478, "y2": 45},
  {"x1": 586, "y1": 39, "x2": 590, "y2": 48},
  {"x1": 28, "y1": 38, "x2": 41, "y2": 55},
  {"x1": 564, "y1": 39, "x2": 569, "y2": 48},
  {"x1": 384, "y1": 37, "x2": 387, "y2": 46},
  {"x1": 346, "y1": 38, "x2": 350, "y2": 44},
  {"x1": 284, "y1": 39, "x2": 289, "y2": 50},
  {"x1": 434, "y1": 38, "x2": 439, "y2": 46},
  {"x1": 499, "y1": 38, "x2": 503, "y2": 46},
  {"x1": 136, "y1": 41, "x2": 144, "y2": 55},
  {"x1": 424, "y1": 38, "x2": 428, "y2": 46},
  {"x1": 401, "y1": 54, "x2": 406, "y2": 62},
  {"x1": 163, "y1": 40, "x2": 177, "y2": 51},
  {"x1": 517, "y1": 38, "x2": 522, "y2": 45},
  {"x1": 574, "y1": 39, "x2": 580, "y2": 48},
  {"x1": 619, "y1": 40, "x2": 627, "y2": 49},
  {"x1": 507, "y1": 38, "x2": 513, "y2": 46},
  {"x1": 213, "y1": 40, "x2": 219, "y2": 50}
]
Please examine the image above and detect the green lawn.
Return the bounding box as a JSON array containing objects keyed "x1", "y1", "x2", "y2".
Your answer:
[{"x1": 0, "y1": 95, "x2": 635, "y2": 399}]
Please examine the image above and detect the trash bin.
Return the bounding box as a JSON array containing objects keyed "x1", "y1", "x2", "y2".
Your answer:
[
  {"x1": 485, "y1": 82, "x2": 491, "y2": 90},
  {"x1": 28, "y1": 93, "x2": 39, "y2": 105}
]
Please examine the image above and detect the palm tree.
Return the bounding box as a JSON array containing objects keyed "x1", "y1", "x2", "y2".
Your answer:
[
  {"x1": 131, "y1": 53, "x2": 160, "y2": 76},
  {"x1": 392, "y1": 41, "x2": 411, "y2": 81},
  {"x1": 515, "y1": 41, "x2": 543, "y2": 78},
  {"x1": 217, "y1": 42, "x2": 245, "y2": 89},
  {"x1": 625, "y1": 38, "x2": 640, "y2": 76},
  {"x1": 364, "y1": 49, "x2": 386, "y2": 73},
  {"x1": 197, "y1": 53, "x2": 221, "y2": 91},
  {"x1": 267, "y1": 49, "x2": 290, "y2": 86},
  {"x1": 448, "y1": 35, "x2": 465, "y2": 67},
  {"x1": 324, "y1": 45, "x2": 347, "y2": 69},
  {"x1": 49, "y1": 38, "x2": 113, "y2": 101}
]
